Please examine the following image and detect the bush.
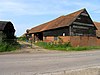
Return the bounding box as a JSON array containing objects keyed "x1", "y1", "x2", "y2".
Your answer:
[
  {"x1": 0, "y1": 42, "x2": 21, "y2": 52},
  {"x1": 35, "y1": 42, "x2": 71, "y2": 50}
]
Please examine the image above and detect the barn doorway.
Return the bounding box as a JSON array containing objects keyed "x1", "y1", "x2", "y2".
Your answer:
[
  {"x1": 38, "y1": 32, "x2": 43, "y2": 40},
  {"x1": 34, "y1": 32, "x2": 43, "y2": 41}
]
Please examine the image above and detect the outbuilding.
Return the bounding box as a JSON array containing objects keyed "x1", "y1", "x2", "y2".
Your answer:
[{"x1": 0, "y1": 21, "x2": 15, "y2": 43}]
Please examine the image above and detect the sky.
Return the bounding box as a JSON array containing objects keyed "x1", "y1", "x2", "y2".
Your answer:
[{"x1": 0, "y1": 0, "x2": 100, "y2": 37}]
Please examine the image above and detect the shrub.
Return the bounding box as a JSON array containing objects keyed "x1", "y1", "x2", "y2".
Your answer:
[
  {"x1": 0, "y1": 42, "x2": 20, "y2": 52},
  {"x1": 35, "y1": 42, "x2": 71, "y2": 50}
]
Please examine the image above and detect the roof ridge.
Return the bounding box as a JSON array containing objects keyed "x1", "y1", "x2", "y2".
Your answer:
[{"x1": 65, "y1": 8, "x2": 85, "y2": 17}]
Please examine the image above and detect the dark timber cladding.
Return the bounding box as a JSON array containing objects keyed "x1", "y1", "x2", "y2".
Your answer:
[
  {"x1": 29, "y1": 8, "x2": 96, "y2": 42},
  {"x1": 71, "y1": 10, "x2": 96, "y2": 36},
  {"x1": 43, "y1": 27, "x2": 69, "y2": 37},
  {"x1": 0, "y1": 21, "x2": 15, "y2": 43}
]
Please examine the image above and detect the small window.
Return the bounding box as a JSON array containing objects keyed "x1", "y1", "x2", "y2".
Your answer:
[{"x1": 54, "y1": 37, "x2": 58, "y2": 41}]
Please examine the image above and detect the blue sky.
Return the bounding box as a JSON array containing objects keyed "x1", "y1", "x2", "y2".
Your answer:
[{"x1": 0, "y1": 0, "x2": 100, "y2": 36}]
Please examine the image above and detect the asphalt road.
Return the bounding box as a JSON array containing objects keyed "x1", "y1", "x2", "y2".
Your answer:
[{"x1": 0, "y1": 50, "x2": 100, "y2": 75}]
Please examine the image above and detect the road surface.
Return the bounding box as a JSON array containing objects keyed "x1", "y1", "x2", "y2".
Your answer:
[{"x1": 0, "y1": 50, "x2": 100, "y2": 75}]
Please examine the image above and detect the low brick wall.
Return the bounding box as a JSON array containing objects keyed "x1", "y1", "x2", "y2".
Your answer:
[
  {"x1": 43, "y1": 36, "x2": 100, "y2": 47},
  {"x1": 59, "y1": 36, "x2": 70, "y2": 43},
  {"x1": 43, "y1": 36, "x2": 70, "y2": 43},
  {"x1": 70, "y1": 36, "x2": 80, "y2": 47},
  {"x1": 88, "y1": 37, "x2": 97, "y2": 46},
  {"x1": 97, "y1": 38, "x2": 100, "y2": 46},
  {"x1": 70, "y1": 36, "x2": 98, "y2": 47},
  {"x1": 43, "y1": 36, "x2": 54, "y2": 42}
]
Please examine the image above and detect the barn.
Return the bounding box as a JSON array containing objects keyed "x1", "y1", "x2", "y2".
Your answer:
[
  {"x1": 0, "y1": 21, "x2": 15, "y2": 43},
  {"x1": 28, "y1": 8, "x2": 99, "y2": 46}
]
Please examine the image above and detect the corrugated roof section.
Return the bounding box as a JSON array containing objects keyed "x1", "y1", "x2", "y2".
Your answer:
[{"x1": 29, "y1": 8, "x2": 85, "y2": 34}]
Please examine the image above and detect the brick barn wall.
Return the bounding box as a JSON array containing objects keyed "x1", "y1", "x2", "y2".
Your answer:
[
  {"x1": 88, "y1": 37, "x2": 97, "y2": 46},
  {"x1": 70, "y1": 36, "x2": 97, "y2": 47},
  {"x1": 80, "y1": 36, "x2": 89, "y2": 46},
  {"x1": 43, "y1": 36, "x2": 54, "y2": 42},
  {"x1": 70, "y1": 36, "x2": 80, "y2": 47},
  {"x1": 43, "y1": 35, "x2": 100, "y2": 47},
  {"x1": 97, "y1": 38, "x2": 100, "y2": 46},
  {"x1": 59, "y1": 36, "x2": 70, "y2": 43},
  {"x1": 43, "y1": 36, "x2": 70, "y2": 43}
]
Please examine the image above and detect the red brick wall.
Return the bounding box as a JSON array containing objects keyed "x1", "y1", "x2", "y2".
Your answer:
[
  {"x1": 80, "y1": 36, "x2": 89, "y2": 46},
  {"x1": 43, "y1": 36, "x2": 54, "y2": 42},
  {"x1": 97, "y1": 38, "x2": 100, "y2": 46},
  {"x1": 88, "y1": 37, "x2": 97, "y2": 46},
  {"x1": 43, "y1": 36, "x2": 100, "y2": 47},
  {"x1": 59, "y1": 36, "x2": 70, "y2": 43},
  {"x1": 43, "y1": 36, "x2": 70, "y2": 43},
  {"x1": 70, "y1": 36, "x2": 98, "y2": 47},
  {"x1": 70, "y1": 36, "x2": 80, "y2": 47}
]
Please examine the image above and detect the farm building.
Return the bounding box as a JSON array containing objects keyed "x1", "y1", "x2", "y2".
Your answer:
[
  {"x1": 0, "y1": 21, "x2": 15, "y2": 43},
  {"x1": 27, "y1": 8, "x2": 100, "y2": 46}
]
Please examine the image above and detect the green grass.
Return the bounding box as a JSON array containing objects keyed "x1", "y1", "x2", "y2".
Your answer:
[
  {"x1": 35, "y1": 42, "x2": 100, "y2": 51},
  {"x1": 0, "y1": 42, "x2": 21, "y2": 52}
]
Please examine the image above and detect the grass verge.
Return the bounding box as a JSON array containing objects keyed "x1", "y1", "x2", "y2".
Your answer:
[{"x1": 35, "y1": 42, "x2": 100, "y2": 51}]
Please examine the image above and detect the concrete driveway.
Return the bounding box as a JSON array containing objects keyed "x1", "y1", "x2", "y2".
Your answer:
[{"x1": 0, "y1": 50, "x2": 100, "y2": 75}]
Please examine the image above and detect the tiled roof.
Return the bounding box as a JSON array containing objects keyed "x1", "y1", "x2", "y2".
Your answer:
[
  {"x1": 94, "y1": 22, "x2": 100, "y2": 37},
  {"x1": 29, "y1": 8, "x2": 85, "y2": 34}
]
